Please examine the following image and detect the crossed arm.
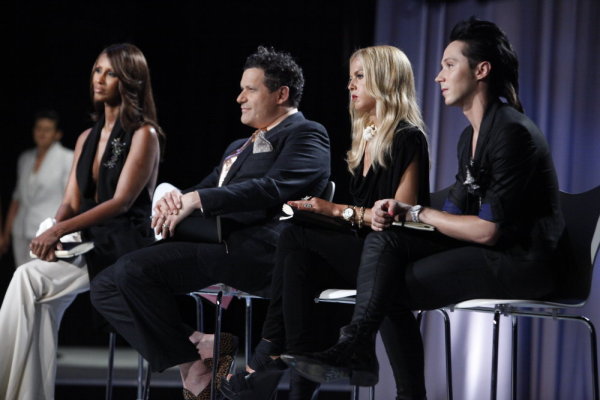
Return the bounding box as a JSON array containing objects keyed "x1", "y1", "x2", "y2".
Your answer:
[
  {"x1": 286, "y1": 156, "x2": 421, "y2": 228},
  {"x1": 370, "y1": 199, "x2": 499, "y2": 245}
]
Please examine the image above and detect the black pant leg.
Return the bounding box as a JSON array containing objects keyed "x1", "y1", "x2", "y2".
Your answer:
[
  {"x1": 91, "y1": 241, "x2": 223, "y2": 372},
  {"x1": 261, "y1": 225, "x2": 364, "y2": 353},
  {"x1": 406, "y1": 245, "x2": 508, "y2": 309},
  {"x1": 380, "y1": 310, "x2": 426, "y2": 400},
  {"x1": 259, "y1": 226, "x2": 297, "y2": 346}
]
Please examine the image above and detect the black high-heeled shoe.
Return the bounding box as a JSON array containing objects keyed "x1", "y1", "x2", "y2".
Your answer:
[
  {"x1": 282, "y1": 323, "x2": 379, "y2": 386},
  {"x1": 219, "y1": 367, "x2": 284, "y2": 400}
]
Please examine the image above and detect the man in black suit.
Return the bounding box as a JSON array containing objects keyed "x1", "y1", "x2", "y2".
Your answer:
[{"x1": 90, "y1": 46, "x2": 330, "y2": 393}]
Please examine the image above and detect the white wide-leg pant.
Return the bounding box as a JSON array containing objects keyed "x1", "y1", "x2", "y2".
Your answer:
[{"x1": 0, "y1": 256, "x2": 89, "y2": 400}]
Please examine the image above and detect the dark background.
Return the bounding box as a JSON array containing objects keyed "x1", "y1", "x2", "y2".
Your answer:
[{"x1": 2, "y1": 0, "x2": 375, "y2": 349}]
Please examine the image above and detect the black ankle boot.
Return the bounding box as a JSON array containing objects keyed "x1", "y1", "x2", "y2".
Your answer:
[
  {"x1": 281, "y1": 323, "x2": 378, "y2": 386},
  {"x1": 288, "y1": 370, "x2": 320, "y2": 400},
  {"x1": 249, "y1": 338, "x2": 284, "y2": 372}
]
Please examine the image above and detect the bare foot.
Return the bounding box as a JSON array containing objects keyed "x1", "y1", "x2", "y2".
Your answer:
[
  {"x1": 181, "y1": 358, "x2": 211, "y2": 396},
  {"x1": 189, "y1": 331, "x2": 216, "y2": 360}
]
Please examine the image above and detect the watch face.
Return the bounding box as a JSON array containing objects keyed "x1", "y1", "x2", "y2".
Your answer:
[{"x1": 343, "y1": 207, "x2": 355, "y2": 220}]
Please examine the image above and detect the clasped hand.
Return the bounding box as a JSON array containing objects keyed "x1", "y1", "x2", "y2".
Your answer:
[
  {"x1": 287, "y1": 197, "x2": 334, "y2": 216},
  {"x1": 370, "y1": 199, "x2": 411, "y2": 231},
  {"x1": 30, "y1": 227, "x2": 62, "y2": 262},
  {"x1": 151, "y1": 190, "x2": 199, "y2": 238}
]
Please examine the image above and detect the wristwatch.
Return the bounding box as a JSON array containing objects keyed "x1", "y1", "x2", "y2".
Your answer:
[
  {"x1": 342, "y1": 206, "x2": 356, "y2": 225},
  {"x1": 409, "y1": 205, "x2": 423, "y2": 223}
]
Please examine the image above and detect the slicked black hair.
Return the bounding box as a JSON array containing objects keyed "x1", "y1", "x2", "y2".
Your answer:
[{"x1": 450, "y1": 17, "x2": 523, "y2": 112}]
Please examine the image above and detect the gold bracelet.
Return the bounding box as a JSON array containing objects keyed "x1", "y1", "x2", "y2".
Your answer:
[{"x1": 358, "y1": 207, "x2": 366, "y2": 229}]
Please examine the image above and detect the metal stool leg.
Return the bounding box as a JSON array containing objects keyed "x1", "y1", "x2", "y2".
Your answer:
[
  {"x1": 310, "y1": 387, "x2": 320, "y2": 400},
  {"x1": 106, "y1": 332, "x2": 116, "y2": 400},
  {"x1": 244, "y1": 296, "x2": 253, "y2": 367},
  {"x1": 419, "y1": 309, "x2": 453, "y2": 400},
  {"x1": 137, "y1": 354, "x2": 145, "y2": 400},
  {"x1": 586, "y1": 318, "x2": 600, "y2": 400},
  {"x1": 490, "y1": 309, "x2": 501, "y2": 400},
  {"x1": 437, "y1": 309, "x2": 453, "y2": 400},
  {"x1": 575, "y1": 315, "x2": 599, "y2": 400},
  {"x1": 189, "y1": 292, "x2": 205, "y2": 332},
  {"x1": 511, "y1": 317, "x2": 518, "y2": 400},
  {"x1": 352, "y1": 386, "x2": 359, "y2": 400},
  {"x1": 143, "y1": 364, "x2": 152, "y2": 400},
  {"x1": 369, "y1": 385, "x2": 375, "y2": 399},
  {"x1": 210, "y1": 291, "x2": 223, "y2": 400}
]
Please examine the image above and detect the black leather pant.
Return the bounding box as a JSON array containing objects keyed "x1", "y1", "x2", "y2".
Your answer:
[
  {"x1": 260, "y1": 225, "x2": 429, "y2": 398},
  {"x1": 349, "y1": 226, "x2": 558, "y2": 399}
]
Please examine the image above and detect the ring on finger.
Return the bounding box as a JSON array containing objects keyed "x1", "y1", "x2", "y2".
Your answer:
[{"x1": 304, "y1": 203, "x2": 313, "y2": 208}]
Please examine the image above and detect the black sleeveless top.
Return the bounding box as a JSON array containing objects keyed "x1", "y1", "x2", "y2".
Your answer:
[
  {"x1": 349, "y1": 122, "x2": 430, "y2": 209},
  {"x1": 76, "y1": 115, "x2": 154, "y2": 279}
]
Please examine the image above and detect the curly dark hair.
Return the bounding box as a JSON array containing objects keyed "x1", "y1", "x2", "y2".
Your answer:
[
  {"x1": 450, "y1": 18, "x2": 523, "y2": 112},
  {"x1": 244, "y1": 46, "x2": 304, "y2": 108}
]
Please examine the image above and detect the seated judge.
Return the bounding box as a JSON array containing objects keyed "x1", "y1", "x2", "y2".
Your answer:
[
  {"x1": 0, "y1": 43, "x2": 163, "y2": 400},
  {"x1": 284, "y1": 18, "x2": 566, "y2": 399},
  {"x1": 90, "y1": 46, "x2": 331, "y2": 399},
  {"x1": 221, "y1": 45, "x2": 430, "y2": 400}
]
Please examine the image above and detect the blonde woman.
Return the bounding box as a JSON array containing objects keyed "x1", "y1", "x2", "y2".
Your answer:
[
  {"x1": 287, "y1": 19, "x2": 565, "y2": 400},
  {"x1": 221, "y1": 45, "x2": 430, "y2": 400}
]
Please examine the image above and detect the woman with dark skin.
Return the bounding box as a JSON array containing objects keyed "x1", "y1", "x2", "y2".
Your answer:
[{"x1": 0, "y1": 43, "x2": 163, "y2": 400}]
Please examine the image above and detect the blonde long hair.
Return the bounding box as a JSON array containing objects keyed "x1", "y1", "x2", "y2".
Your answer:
[{"x1": 346, "y1": 46, "x2": 426, "y2": 173}]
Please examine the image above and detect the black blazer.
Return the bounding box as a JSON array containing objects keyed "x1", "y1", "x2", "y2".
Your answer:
[{"x1": 184, "y1": 112, "x2": 331, "y2": 246}]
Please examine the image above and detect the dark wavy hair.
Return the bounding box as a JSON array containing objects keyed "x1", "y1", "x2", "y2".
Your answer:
[
  {"x1": 450, "y1": 18, "x2": 523, "y2": 112},
  {"x1": 34, "y1": 109, "x2": 60, "y2": 130},
  {"x1": 90, "y1": 43, "x2": 166, "y2": 153},
  {"x1": 244, "y1": 46, "x2": 304, "y2": 108}
]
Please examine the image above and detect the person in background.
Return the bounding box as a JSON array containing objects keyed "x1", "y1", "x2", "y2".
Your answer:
[
  {"x1": 284, "y1": 18, "x2": 565, "y2": 400},
  {"x1": 0, "y1": 110, "x2": 73, "y2": 267},
  {"x1": 221, "y1": 45, "x2": 430, "y2": 400},
  {"x1": 0, "y1": 43, "x2": 163, "y2": 400}
]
